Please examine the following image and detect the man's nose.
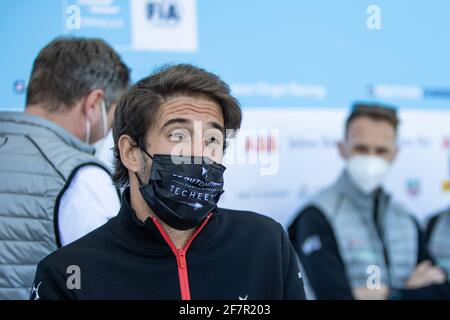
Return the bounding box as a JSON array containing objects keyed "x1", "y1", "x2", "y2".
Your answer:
[{"x1": 191, "y1": 135, "x2": 206, "y2": 157}]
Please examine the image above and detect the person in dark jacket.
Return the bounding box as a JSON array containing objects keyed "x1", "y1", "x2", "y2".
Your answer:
[
  {"x1": 426, "y1": 209, "x2": 450, "y2": 283},
  {"x1": 289, "y1": 103, "x2": 450, "y2": 300},
  {"x1": 30, "y1": 64, "x2": 306, "y2": 300}
]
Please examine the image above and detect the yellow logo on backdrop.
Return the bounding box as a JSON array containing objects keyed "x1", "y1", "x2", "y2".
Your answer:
[{"x1": 442, "y1": 180, "x2": 450, "y2": 192}]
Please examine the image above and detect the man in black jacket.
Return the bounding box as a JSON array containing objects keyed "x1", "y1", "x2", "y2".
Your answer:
[
  {"x1": 426, "y1": 209, "x2": 450, "y2": 283},
  {"x1": 289, "y1": 103, "x2": 450, "y2": 300},
  {"x1": 30, "y1": 64, "x2": 306, "y2": 300}
]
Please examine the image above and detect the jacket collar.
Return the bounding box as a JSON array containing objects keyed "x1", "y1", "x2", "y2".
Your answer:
[
  {"x1": 108, "y1": 188, "x2": 220, "y2": 252},
  {"x1": 0, "y1": 111, "x2": 95, "y2": 154},
  {"x1": 335, "y1": 170, "x2": 390, "y2": 214}
]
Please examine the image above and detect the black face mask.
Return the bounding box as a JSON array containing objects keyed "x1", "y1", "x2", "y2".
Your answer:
[{"x1": 137, "y1": 148, "x2": 226, "y2": 230}]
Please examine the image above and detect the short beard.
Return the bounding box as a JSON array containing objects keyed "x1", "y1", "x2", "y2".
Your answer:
[{"x1": 136, "y1": 152, "x2": 152, "y2": 185}]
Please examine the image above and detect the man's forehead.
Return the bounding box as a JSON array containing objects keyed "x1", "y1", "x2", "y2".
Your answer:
[
  {"x1": 346, "y1": 120, "x2": 395, "y2": 147},
  {"x1": 348, "y1": 118, "x2": 395, "y2": 137},
  {"x1": 157, "y1": 96, "x2": 223, "y2": 122}
]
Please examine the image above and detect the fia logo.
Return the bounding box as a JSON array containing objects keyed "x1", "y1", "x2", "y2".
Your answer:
[{"x1": 147, "y1": 0, "x2": 181, "y2": 26}]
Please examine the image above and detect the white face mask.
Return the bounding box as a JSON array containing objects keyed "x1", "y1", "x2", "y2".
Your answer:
[
  {"x1": 94, "y1": 129, "x2": 114, "y2": 169},
  {"x1": 346, "y1": 155, "x2": 391, "y2": 194},
  {"x1": 85, "y1": 99, "x2": 108, "y2": 144}
]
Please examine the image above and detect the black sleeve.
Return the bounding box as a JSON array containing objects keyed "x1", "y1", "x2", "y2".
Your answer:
[
  {"x1": 279, "y1": 224, "x2": 307, "y2": 300},
  {"x1": 425, "y1": 214, "x2": 440, "y2": 244},
  {"x1": 414, "y1": 217, "x2": 435, "y2": 263},
  {"x1": 288, "y1": 206, "x2": 354, "y2": 299},
  {"x1": 30, "y1": 259, "x2": 73, "y2": 300},
  {"x1": 392, "y1": 218, "x2": 450, "y2": 300}
]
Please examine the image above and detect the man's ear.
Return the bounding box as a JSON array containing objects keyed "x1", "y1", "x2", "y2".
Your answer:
[
  {"x1": 106, "y1": 102, "x2": 117, "y2": 129},
  {"x1": 82, "y1": 89, "x2": 104, "y2": 121},
  {"x1": 118, "y1": 134, "x2": 141, "y2": 173},
  {"x1": 337, "y1": 141, "x2": 347, "y2": 160}
]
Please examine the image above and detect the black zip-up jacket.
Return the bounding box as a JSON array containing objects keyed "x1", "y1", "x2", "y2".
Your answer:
[{"x1": 30, "y1": 188, "x2": 306, "y2": 300}]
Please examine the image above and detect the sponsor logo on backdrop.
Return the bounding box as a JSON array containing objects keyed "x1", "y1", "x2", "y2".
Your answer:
[
  {"x1": 441, "y1": 136, "x2": 450, "y2": 191},
  {"x1": 424, "y1": 88, "x2": 450, "y2": 99},
  {"x1": 224, "y1": 129, "x2": 280, "y2": 175},
  {"x1": 398, "y1": 136, "x2": 432, "y2": 148},
  {"x1": 237, "y1": 189, "x2": 289, "y2": 200},
  {"x1": 368, "y1": 84, "x2": 450, "y2": 100},
  {"x1": 147, "y1": 0, "x2": 181, "y2": 26},
  {"x1": 245, "y1": 133, "x2": 278, "y2": 154},
  {"x1": 442, "y1": 180, "x2": 450, "y2": 192},
  {"x1": 442, "y1": 137, "x2": 450, "y2": 191},
  {"x1": 65, "y1": 0, "x2": 125, "y2": 30},
  {"x1": 288, "y1": 136, "x2": 337, "y2": 150},
  {"x1": 236, "y1": 183, "x2": 318, "y2": 202},
  {"x1": 130, "y1": 0, "x2": 198, "y2": 51},
  {"x1": 13, "y1": 80, "x2": 26, "y2": 94},
  {"x1": 442, "y1": 137, "x2": 450, "y2": 149},
  {"x1": 406, "y1": 178, "x2": 421, "y2": 198},
  {"x1": 231, "y1": 82, "x2": 326, "y2": 100}
]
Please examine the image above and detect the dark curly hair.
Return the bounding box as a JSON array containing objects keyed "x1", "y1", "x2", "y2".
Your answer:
[{"x1": 112, "y1": 64, "x2": 242, "y2": 188}]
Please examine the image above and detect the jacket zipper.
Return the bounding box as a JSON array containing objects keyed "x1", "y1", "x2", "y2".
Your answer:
[{"x1": 151, "y1": 213, "x2": 213, "y2": 300}]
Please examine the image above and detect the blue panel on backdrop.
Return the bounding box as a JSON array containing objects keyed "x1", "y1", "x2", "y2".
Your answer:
[{"x1": 1, "y1": 0, "x2": 450, "y2": 111}]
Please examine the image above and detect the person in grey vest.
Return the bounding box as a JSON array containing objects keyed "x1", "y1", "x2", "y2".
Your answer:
[
  {"x1": 0, "y1": 37, "x2": 130, "y2": 299},
  {"x1": 288, "y1": 103, "x2": 450, "y2": 299},
  {"x1": 426, "y1": 208, "x2": 450, "y2": 283}
]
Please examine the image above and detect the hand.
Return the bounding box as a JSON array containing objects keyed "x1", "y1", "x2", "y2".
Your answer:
[
  {"x1": 352, "y1": 285, "x2": 389, "y2": 300},
  {"x1": 406, "y1": 260, "x2": 446, "y2": 289}
]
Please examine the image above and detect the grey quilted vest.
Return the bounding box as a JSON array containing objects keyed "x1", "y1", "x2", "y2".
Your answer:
[
  {"x1": 0, "y1": 111, "x2": 111, "y2": 300},
  {"x1": 428, "y1": 210, "x2": 450, "y2": 280},
  {"x1": 308, "y1": 172, "x2": 418, "y2": 289}
]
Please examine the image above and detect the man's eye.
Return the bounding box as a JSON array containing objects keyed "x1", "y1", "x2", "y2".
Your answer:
[
  {"x1": 206, "y1": 136, "x2": 222, "y2": 145},
  {"x1": 169, "y1": 132, "x2": 189, "y2": 142}
]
